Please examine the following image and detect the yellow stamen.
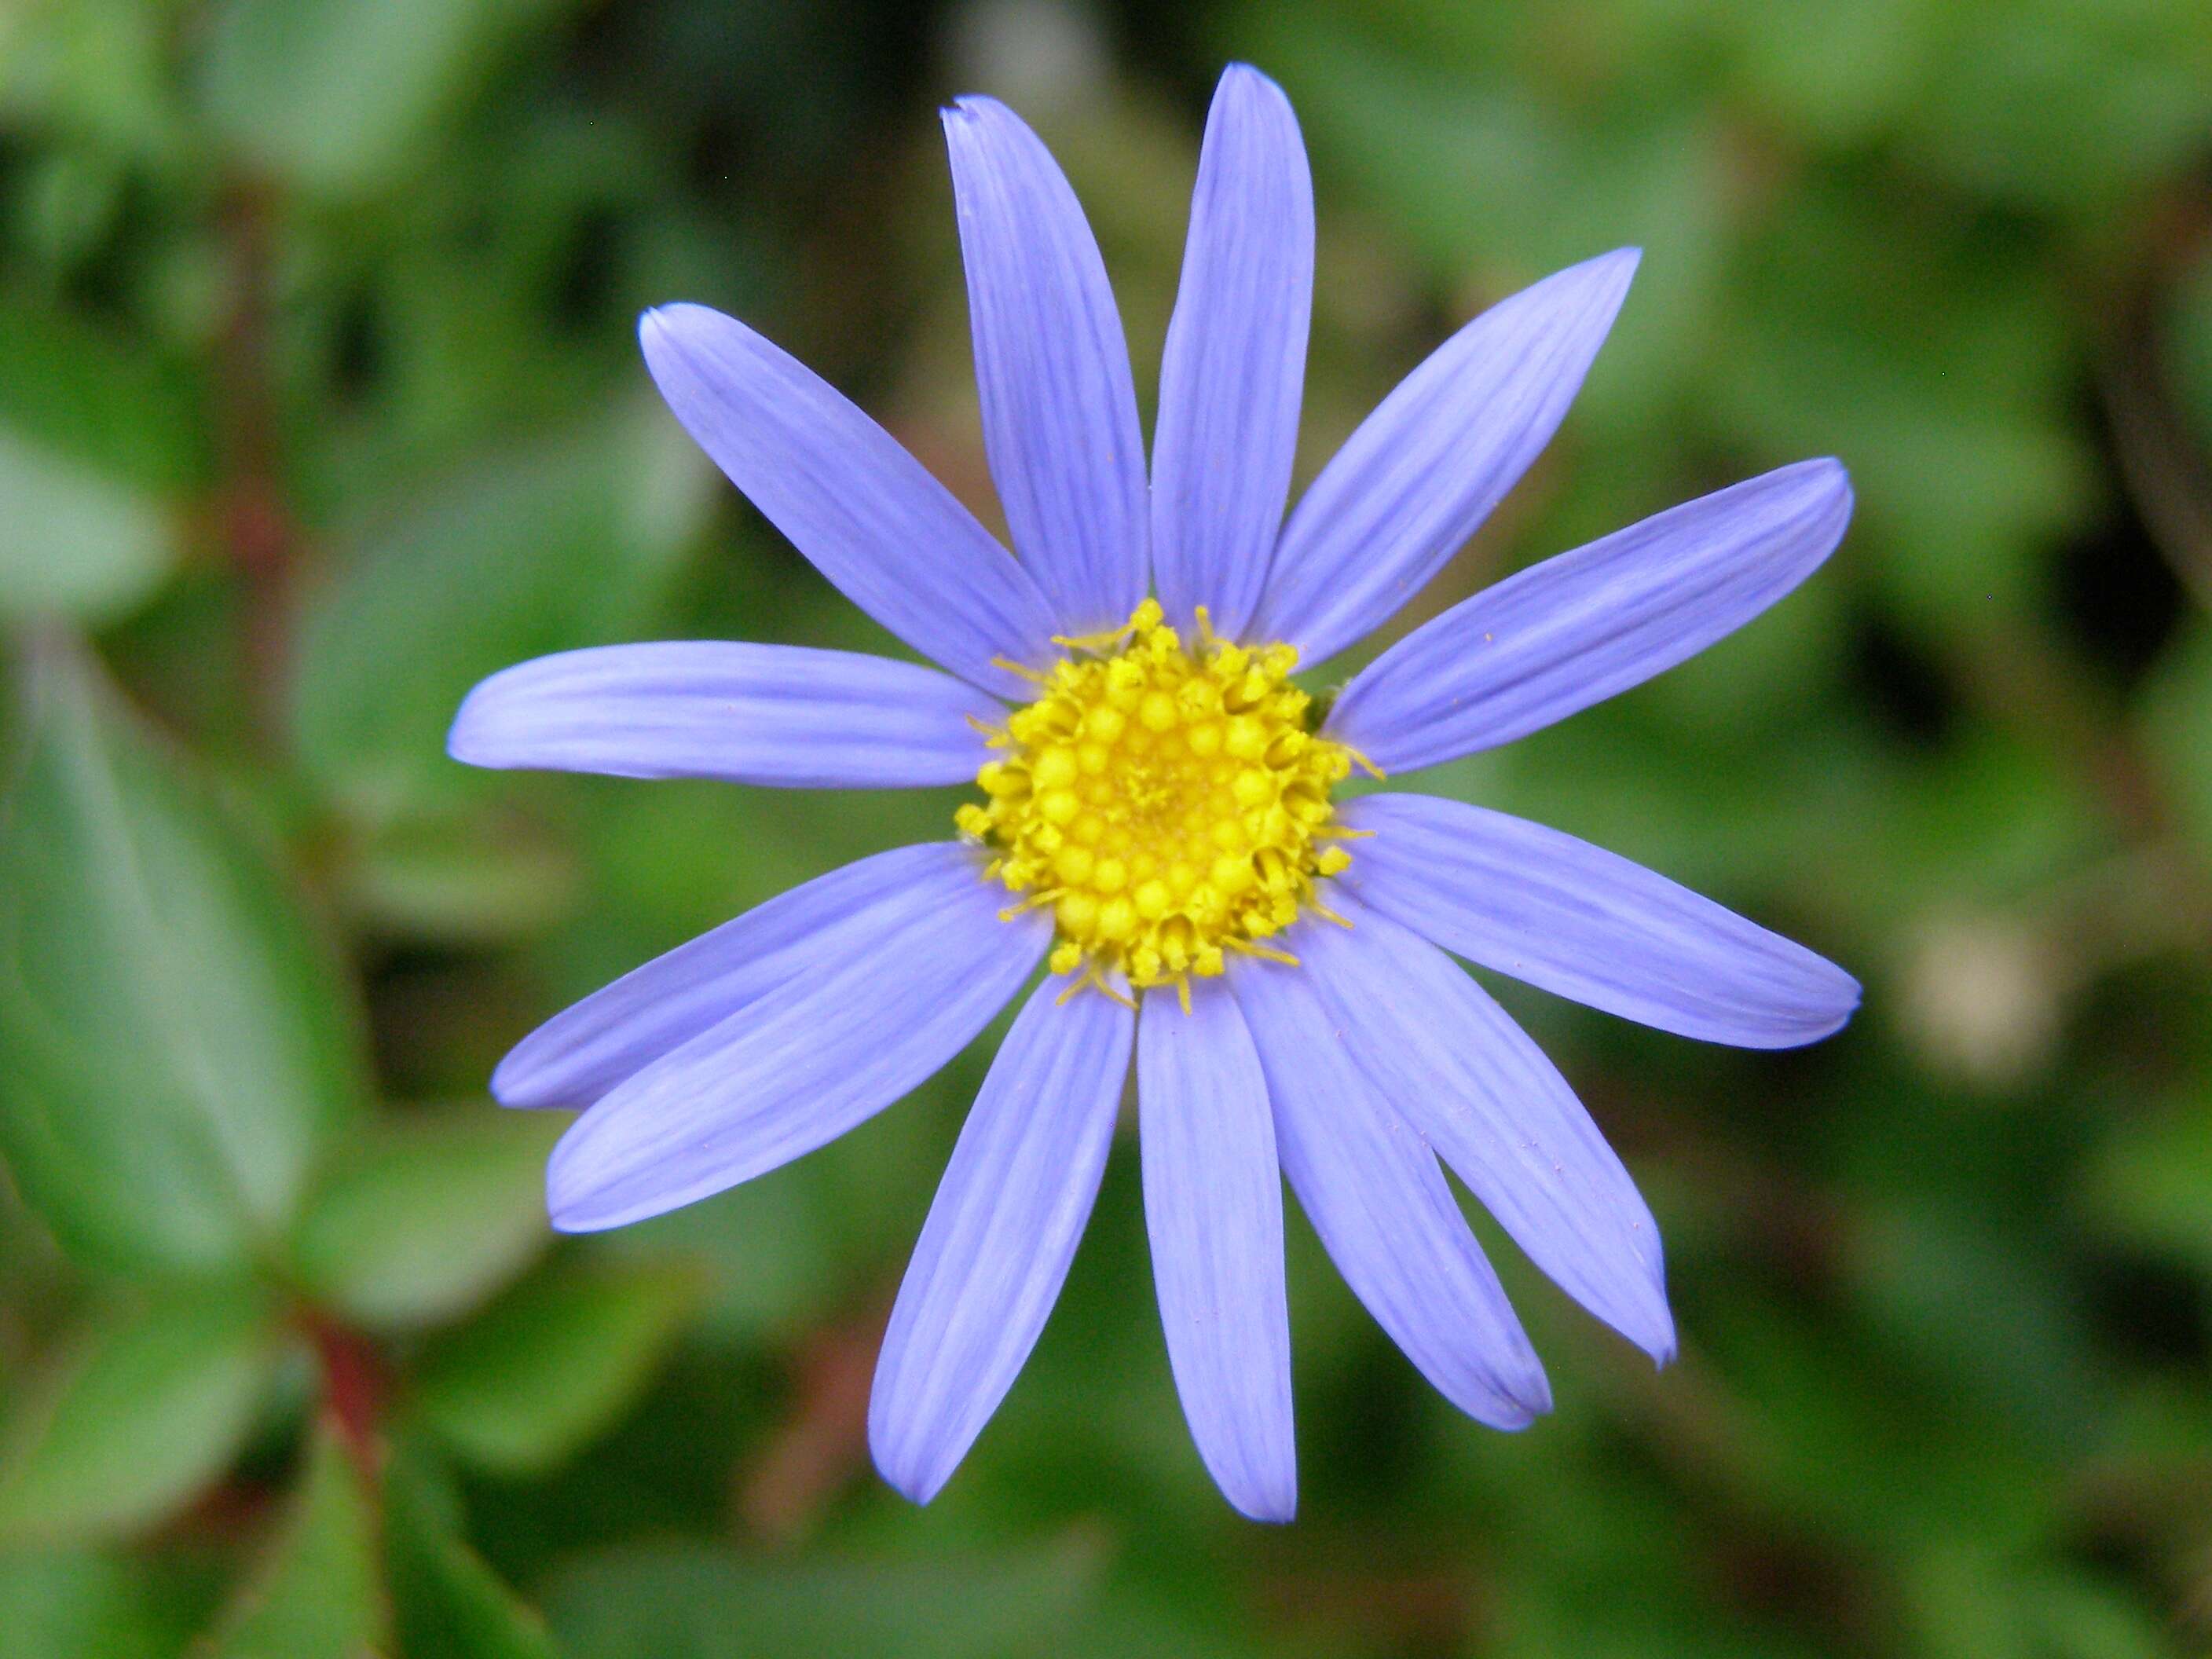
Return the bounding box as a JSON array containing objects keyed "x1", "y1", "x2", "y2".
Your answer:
[
  {"x1": 990, "y1": 655, "x2": 1055, "y2": 687},
  {"x1": 960, "y1": 602, "x2": 1357, "y2": 1001},
  {"x1": 1049, "y1": 597, "x2": 1163, "y2": 655},
  {"x1": 1340, "y1": 744, "x2": 1387, "y2": 782},
  {"x1": 1055, "y1": 961, "x2": 1139, "y2": 1011}
]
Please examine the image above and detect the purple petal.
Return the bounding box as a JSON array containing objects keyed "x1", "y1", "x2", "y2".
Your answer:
[
  {"x1": 943, "y1": 97, "x2": 1147, "y2": 635},
  {"x1": 493, "y1": 842, "x2": 983, "y2": 1111},
  {"x1": 1327, "y1": 460, "x2": 1853, "y2": 770},
  {"x1": 639, "y1": 304, "x2": 1055, "y2": 700},
  {"x1": 1297, "y1": 893, "x2": 1675, "y2": 1361},
  {"x1": 448, "y1": 642, "x2": 1003, "y2": 789},
  {"x1": 1251, "y1": 250, "x2": 1639, "y2": 668},
  {"x1": 1137, "y1": 977, "x2": 1295, "y2": 1522},
  {"x1": 1231, "y1": 938, "x2": 1549, "y2": 1427},
  {"x1": 1150, "y1": 64, "x2": 1313, "y2": 643},
  {"x1": 1338, "y1": 793, "x2": 1860, "y2": 1049},
  {"x1": 546, "y1": 859, "x2": 1049, "y2": 1231},
  {"x1": 870, "y1": 974, "x2": 1133, "y2": 1504}
]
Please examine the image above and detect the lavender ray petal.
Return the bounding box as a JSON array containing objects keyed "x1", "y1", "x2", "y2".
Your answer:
[
  {"x1": 448, "y1": 642, "x2": 1003, "y2": 789},
  {"x1": 1251, "y1": 250, "x2": 1638, "y2": 668},
  {"x1": 639, "y1": 303, "x2": 1056, "y2": 700},
  {"x1": 545, "y1": 868, "x2": 1049, "y2": 1231},
  {"x1": 1298, "y1": 893, "x2": 1675, "y2": 1361},
  {"x1": 1327, "y1": 459, "x2": 1853, "y2": 770},
  {"x1": 1230, "y1": 939, "x2": 1550, "y2": 1427},
  {"x1": 494, "y1": 842, "x2": 992, "y2": 1111},
  {"x1": 1137, "y1": 976, "x2": 1296, "y2": 1521},
  {"x1": 1338, "y1": 793, "x2": 1859, "y2": 1049},
  {"x1": 869, "y1": 974, "x2": 1134, "y2": 1504},
  {"x1": 1150, "y1": 64, "x2": 1313, "y2": 643},
  {"x1": 943, "y1": 97, "x2": 1148, "y2": 635}
]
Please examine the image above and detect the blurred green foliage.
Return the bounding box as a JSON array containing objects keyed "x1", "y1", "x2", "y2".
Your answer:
[{"x1": 1, "y1": 0, "x2": 2209, "y2": 1654}]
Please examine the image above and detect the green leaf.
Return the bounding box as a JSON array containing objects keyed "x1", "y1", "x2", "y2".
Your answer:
[
  {"x1": 547, "y1": 1540, "x2": 1104, "y2": 1659},
  {"x1": 0, "y1": 3, "x2": 189, "y2": 164},
  {"x1": 0, "y1": 1287, "x2": 281, "y2": 1547},
  {"x1": 206, "y1": 1424, "x2": 387, "y2": 1659},
  {"x1": 411, "y1": 1261, "x2": 700, "y2": 1476},
  {"x1": 0, "y1": 1549, "x2": 186, "y2": 1659},
  {"x1": 290, "y1": 405, "x2": 712, "y2": 827},
  {"x1": 0, "y1": 643, "x2": 369, "y2": 1276},
  {"x1": 0, "y1": 294, "x2": 206, "y2": 624},
  {"x1": 0, "y1": 431, "x2": 175, "y2": 624},
  {"x1": 341, "y1": 808, "x2": 580, "y2": 945},
  {"x1": 386, "y1": 1445, "x2": 562, "y2": 1659},
  {"x1": 0, "y1": 295, "x2": 210, "y2": 498},
  {"x1": 290, "y1": 1107, "x2": 562, "y2": 1331},
  {"x1": 2081, "y1": 1096, "x2": 2212, "y2": 1275},
  {"x1": 197, "y1": 0, "x2": 581, "y2": 198}
]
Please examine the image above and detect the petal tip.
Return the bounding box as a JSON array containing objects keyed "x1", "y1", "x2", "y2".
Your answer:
[
  {"x1": 1474, "y1": 1357, "x2": 1555, "y2": 1430},
  {"x1": 869, "y1": 1430, "x2": 950, "y2": 1508},
  {"x1": 1764, "y1": 954, "x2": 1861, "y2": 1049},
  {"x1": 487, "y1": 1049, "x2": 552, "y2": 1109},
  {"x1": 1822, "y1": 461, "x2": 1857, "y2": 526},
  {"x1": 636, "y1": 300, "x2": 704, "y2": 350},
  {"x1": 445, "y1": 683, "x2": 493, "y2": 767},
  {"x1": 1230, "y1": 1487, "x2": 1298, "y2": 1525},
  {"x1": 1489, "y1": 1393, "x2": 1550, "y2": 1433},
  {"x1": 1532, "y1": 247, "x2": 1639, "y2": 330},
  {"x1": 1787, "y1": 456, "x2": 1855, "y2": 527},
  {"x1": 635, "y1": 302, "x2": 726, "y2": 387},
  {"x1": 1585, "y1": 1239, "x2": 1680, "y2": 1361},
  {"x1": 1589, "y1": 244, "x2": 1642, "y2": 302},
  {"x1": 1522, "y1": 1368, "x2": 1556, "y2": 1419},
  {"x1": 543, "y1": 1188, "x2": 598, "y2": 1234},
  {"x1": 943, "y1": 93, "x2": 1011, "y2": 133},
  {"x1": 1632, "y1": 1303, "x2": 1680, "y2": 1367},
  {"x1": 1507, "y1": 1346, "x2": 1556, "y2": 1419},
  {"x1": 544, "y1": 1122, "x2": 628, "y2": 1232},
  {"x1": 445, "y1": 664, "x2": 536, "y2": 770},
  {"x1": 1550, "y1": 244, "x2": 1640, "y2": 298},
  {"x1": 1827, "y1": 959, "x2": 1865, "y2": 1013},
  {"x1": 1217, "y1": 60, "x2": 1289, "y2": 104},
  {"x1": 1516, "y1": 246, "x2": 1640, "y2": 317},
  {"x1": 544, "y1": 1187, "x2": 611, "y2": 1236},
  {"x1": 1806, "y1": 973, "x2": 1865, "y2": 1045},
  {"x1": 545, "y1": 1183, "x2": 636, "y2": 1234}
]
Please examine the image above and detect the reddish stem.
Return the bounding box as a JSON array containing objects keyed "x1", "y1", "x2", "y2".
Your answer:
[
  {"x1": 302, "y1": 1309, "x2": 386, "y2": 1481},
  {"x1": 214, "y1": 176, "x2": 298, "y2": 742}
]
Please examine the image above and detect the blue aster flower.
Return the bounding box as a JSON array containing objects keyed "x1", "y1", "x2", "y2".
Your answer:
[{"x1": 449, "y1": 64, "x2": 1857, "y2": 1522}]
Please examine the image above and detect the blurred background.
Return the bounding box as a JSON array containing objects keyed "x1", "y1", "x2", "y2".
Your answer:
[{"x1": 2, "y1": 0, "x2": 2210, "y2": 1654}]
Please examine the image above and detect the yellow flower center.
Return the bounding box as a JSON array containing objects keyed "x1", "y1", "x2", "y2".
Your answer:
[{"x1": 956, "y1": 599, "x2": 1364, "y2": 1003}]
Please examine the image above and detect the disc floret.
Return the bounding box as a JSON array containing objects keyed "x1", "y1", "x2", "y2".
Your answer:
[{"x1": 958, "y1": 600, "x2": 1362, "y2": 1000}]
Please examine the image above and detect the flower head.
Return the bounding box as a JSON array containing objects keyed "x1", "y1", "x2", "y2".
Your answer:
[
  {"x1": 450, "y1": 64, "x2": 1859, "y2": 1522},
  {"x1": 962, "y1": 598, "x2": 1361, "y2": 998}
]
